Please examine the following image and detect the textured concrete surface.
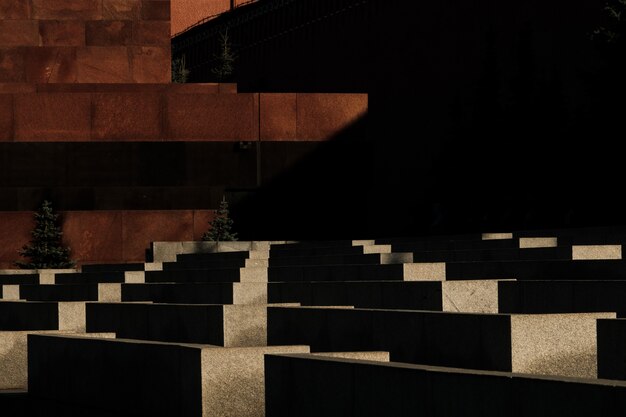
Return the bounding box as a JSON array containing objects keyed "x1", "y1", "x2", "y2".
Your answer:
[
  {"x1": 239, "y1": 267, "x2": 268, "y2": 283},
  {"x1": 403, "y1": 263, "x2": 446, "y2": 281},
  {"x1": 510, "y1": 312, "x2": 615, "y2": 378},
  {"x1": 362, "y1": 244, "x2": 392, "y2": 254},
  {"x1": 151, "y1": 241, "x2": 289, "y2": 262},
  {"x1": 442, "y1": 280, "x2": 499, "y2": 313},
  {"x1": 124, "y1": 271, "x2": 145, "y2": 283},
  {"x1": 380, "y1": 252, "x2": 413, "y2": 264},
  {"x1": 58, "y1": 302, "x2": 86, "y2": 331},
  {"x1": 200, "y1": 345, "x2": 309, "y2": 417},
  {"x1": 311, "y1": 351, "x2": 390, "y2": 362},
  {"x1": 572, "y1": 245, "x2": 622, "y2": 260},
  {"x1": 1, "y1": 285, "x2": 20, "y2": 300},
  {"x1": 144, "y1": 262, "x2": 163, "y2": 271},
  {"x1": 97, "y1": 284, "x2": 121, "y2": 302},
  {"x1": 482, "y1": 233, "x2": 513, "y2": 240},
  {"x1": 222, "y1": 305, "x2": 267, "y2": 347},
  {"x1": 0, "y1": 330, "x2": 114, "y2": 389},
  {"x1": 232, "y1": 283, "x2": 268, "y2": 305},
  {"x1": 352, "y1": 240, "x2": 375, "y2": 246},
  {"x1": 519, "y1": 237, "x2": 558, "y2": 248}
]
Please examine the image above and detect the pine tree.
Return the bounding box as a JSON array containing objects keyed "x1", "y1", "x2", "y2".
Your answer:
[
  {"x1": 202, "y1": 197, "x2": 238, "y2": 242},
  {"x1": 15, "y1": 200, "x2": 75, "y2": 269},
  {"x1": 211, "y1": 30, "x2": 236, "y2": 81}
]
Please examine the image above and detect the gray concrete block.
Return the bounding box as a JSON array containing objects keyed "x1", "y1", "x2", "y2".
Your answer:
[
  {"x1": 403, "y1": 263, "x2": 446, "y2": 281},
  {"x1": 0, "y1": 331, "x2": 114, "y2": 390},
  {"x1": 519, "y1": 237, "x2": 558, "y2": 248},
  {"x1": 442, "y1": 280, "x2": 500, "y2": 313},
  {"x1": 98, "y1": 284, "x2": 122, "y2": 302},
  {"x1": 28, "y1": 334, "x2": 308, "y2": 417},
  {"x1": 482, "y1": 233, "x2": 513, "y2": 240},
  {"x1": 268, "y1": 307, "x2": 613, "y2": 377},
  {"x1": 572, "y1": 245, "x2": 622, "y2": 260},
  {"x1": 265, "y1": 354, "x2": 626, "y2": 417}
]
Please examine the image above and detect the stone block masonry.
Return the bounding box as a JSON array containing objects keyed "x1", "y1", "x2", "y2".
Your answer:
[{"x1": 0, "y1": 0, "x2": 171, "y2": 83}]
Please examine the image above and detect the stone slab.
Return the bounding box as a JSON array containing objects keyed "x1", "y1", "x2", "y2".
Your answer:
[
  {"x1": 28, "y1": 334, "x2": 308, "y2": 417},
  {"x1": 519, "y1": 237, "x2": 558, "y2": 248},
  {"x1": 122, "y1": 282, "x2": 267, "y2": 305},
  {"x1": 265, "y1": 354, "x2": 626, "y2": 417},
  {"x1": 0, "y1": 330, "x2": 114, "y2": 389},
  {"x1": 0, "y1": 301, "x2": 86, "y2": 331},
  {"x1": 268, "y1": 306, "x2": 613, "y2": 377},
  {"x1": 87, "y1": 302, "x2": 271, "y2": 346},
  {"x1": 572, "y1": 245, "x2": 622, "y2": 260}
]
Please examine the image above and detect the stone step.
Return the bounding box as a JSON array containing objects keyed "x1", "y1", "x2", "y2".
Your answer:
[
  {"x1": 163, "y1": 257, "x2": 268, "y2": 270},
  {"x1": 265, "y1": 354, "x2": 626, "y2": 417},
  {"x1": 176, "y1": 250, "x2": 269, "y2": 262},
  {"x1": 268, "y1": 306, "x2": 613, "y2": 378},
  {"x1": 268, "y1": 246, "x2": 368, "y2": 258},
  {"x1": 81, "y1": 263, "x2": 145, "y2": 273},
  {"x1": 27, "y1": 334, "x2": 310, "y2": 417},
  {"x1": 86, "y1": 302, "x2": 286, "y2": 346}
]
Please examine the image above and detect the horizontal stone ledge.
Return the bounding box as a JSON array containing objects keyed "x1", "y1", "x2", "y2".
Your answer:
[
  {"x1": 265, "y1": 354, "x2": 626, "y2": 417},
  {"x1": 0, "y1": 301, "x2": 87, "y2": 331}
]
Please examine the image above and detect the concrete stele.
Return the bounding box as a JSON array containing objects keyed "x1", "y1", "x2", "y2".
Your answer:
[
  {"x1": 0, "y1": 330, "x2": 115, "y2": 390},
  {"x1": 519, "y1": 237, "x2": 558, "y2": 248},
  {"x1": 2, "y1": 285, "x2": 20, "y2": 300},
  {"x1": 403, "y1": 263, "x2": 446, "y2": 281},
  {"x1": 124, "y1": 271, "x2": 145, "y2": 283},
  {"x1": 222, "y1": 304, "x2": 267, "y2": 347},
  {"x1": 97, "y1": 284, "x2": 122, "y2": 302},
  {"x1": 380, "y1": 252, "x2": 413, "y2": 264},
  {"x1": 362, "y1": 245, "x2": 392, "y2": 254},
  {"x1": 311, "y1": 351, "x2": 390, "y2": 362},
  {"x1": 441, "y1": 280, "x2": 500, "y2": 313},
  {"x1": 232, "y1": 283, "x2": 268, "y2": 305},
  {"x1": 58, "y1": 302, "x2": 86, "y2": 331},
  {"x1": 482, "y1": 233, "x2": 513, "y2": 240},
  {"x1": 510, "y1": 312, "x2": 616, "y2": 378},
  {"x1": 352, "y1": 240, "x2": 375, "y2": 246},
  {"x1": 200, "y1": 345, "x2": 310, "y2": 417},
  {"x1": 572, "y1": 245, "x2": 622, "y2": 260},
  {"x1": 239, "y1": 267, "x2": 268, "y2": 282}
]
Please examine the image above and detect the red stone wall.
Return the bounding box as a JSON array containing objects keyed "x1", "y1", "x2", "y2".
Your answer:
[
  {"x1": 0, "y1": 209, "x2": 214, "y2": 267},
  {"x1": 171, "y1": 0, "x2": 256, "y2": 35},
  {"x1": 0, "y1": 0, "x2": 171, "y2": 83},
  {"x1": 0, "y1": 86, "x2": 368, "y2": 141}
]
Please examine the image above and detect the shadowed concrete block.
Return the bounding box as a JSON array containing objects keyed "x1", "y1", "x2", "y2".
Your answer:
[
  {"x1": 380, "y1": 253, "x2": 413, "y2": 264},
  {"x1": 597, "y1": 319, "x2": 626, "y2": 380},
  {"x1": 0, "y1": 331, "x2": 114, "y2": 389},
  {"x1": 124, "y1": 271, "x2": 145, "y2": 283},
  {"x1": 269, "y1": 307, "x2": 613, "y2": 377},
  {"x1": 510, "y1": 313, "x2": 615, "y2": 378},
  {"x1": 403, "y1": 263, "x2": 446, "y2": 281},
  {"x1": 519, "y1": 237, "x2": 558, "y2": 248},
  {"x1": 151, "y1": 241, "x2": 286, "y2": 262},
  {"x1": 2, "y1": 285, "x2": 20, "y2": 300},
  {"x1": 482, "y1": 233, "x2": 513, "y2": 240},
  {"x1": 362, "y1": 244, "x2": 391, "y2": 254},
  {"x1": 442, "y1": 280, "x2": 499, "y2": 313},
  {"x1": 572, "y1": 245, "x2": 622, "y2": 260},
  {"x1": 265, "y1": 354, "x2": 626, "y2": 417},
  {"x1": 87, "y1": 302, "x2": 279, "y2": 346},
  {"x1": 28, "y1": 334, "x2": 307, "y2": 417},
  {"x1": 232, "y1": 283, "x2": 268, "y2": 305},
  {"x1": 97, "y1": 284, "x2": 121, "y2": 302}
]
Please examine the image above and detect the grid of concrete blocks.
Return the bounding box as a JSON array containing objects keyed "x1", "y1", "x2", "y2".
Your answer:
[{"x1": 2, "y1": 232, "x2": 626, "y2": 415}]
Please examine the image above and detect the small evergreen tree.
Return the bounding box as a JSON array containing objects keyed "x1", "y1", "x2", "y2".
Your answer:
[
  {"x1": 202, "y1": 197, "x2": 238, "y2": 242},
  {"x1": 212, "y1": 30, "x2": 236, "y2": 81},
  {"x1": 15, "y1": 200, "x2": 75, "y2": 269},
  {"x1": 172, "y1": 54, "x2": 190, "y2": 83}
]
